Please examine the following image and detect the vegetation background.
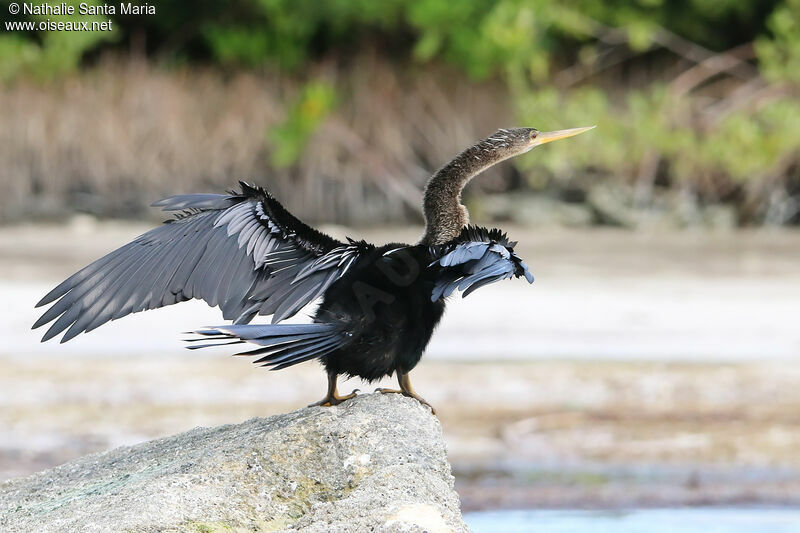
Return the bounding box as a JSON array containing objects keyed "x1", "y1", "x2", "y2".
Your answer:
[{"x1": 1, "y1": 0, "x2": 799, "y2": 227}]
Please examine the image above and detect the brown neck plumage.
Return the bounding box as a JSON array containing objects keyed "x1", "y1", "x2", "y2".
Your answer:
[{"x1": 419, "y1": 133, "x2": 517, "y2": 245}]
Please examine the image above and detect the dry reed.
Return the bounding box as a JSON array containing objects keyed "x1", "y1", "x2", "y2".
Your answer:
[{"x1": 0, "y1": 58, "x2": 511, "y2": 225}]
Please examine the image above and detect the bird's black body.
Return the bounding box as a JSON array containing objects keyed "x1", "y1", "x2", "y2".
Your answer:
[
  {"x1": 317, "y1": 244, "x2": 446, "y2": 381},
  {"x1": 33, "y1": 125, "x2": 593, "y2": 411}
]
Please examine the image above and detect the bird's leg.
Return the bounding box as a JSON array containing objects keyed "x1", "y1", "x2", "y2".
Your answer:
[
  {"x1": 307, "y1": 373, "x2": 359, "y2": 407},
  {"x1": 376, "y1": 371, "x2": 436, "y2": 414}
]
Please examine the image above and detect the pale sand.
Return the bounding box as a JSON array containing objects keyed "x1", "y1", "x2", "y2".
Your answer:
[{"x1": 2, "y1": 222, "x2": 800, "y2": 508}]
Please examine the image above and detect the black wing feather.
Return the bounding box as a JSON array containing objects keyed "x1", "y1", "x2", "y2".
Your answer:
[
  {"x1": 430, "y1": 225, "x2": 534, "y2": 301},
  {"x1": 34, "y1": 183, "x2": 372, "y2": 342},
  {"x1": 191, "y1": 322, "x2": 347, "y2": 369}
]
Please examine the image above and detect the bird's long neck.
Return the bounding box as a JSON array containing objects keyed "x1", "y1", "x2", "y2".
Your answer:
[{"x1": 420, "y1": 136, "x2": 513, "y2": 245}]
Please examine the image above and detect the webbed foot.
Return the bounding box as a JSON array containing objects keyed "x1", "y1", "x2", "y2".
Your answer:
[
  {"x1": 308, "y1": 373, "x2": 359, "y2": 407},
  {"x1": 376, "y1": 375, "x2": 436, "y2": 415},
  {"x1": 307, "y1": 388, "x2": 359, "y2": 407}
]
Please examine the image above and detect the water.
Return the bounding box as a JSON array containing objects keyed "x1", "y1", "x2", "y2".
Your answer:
[{"x1": 464, "y1": 508, "x2": 800, "y2": 533}]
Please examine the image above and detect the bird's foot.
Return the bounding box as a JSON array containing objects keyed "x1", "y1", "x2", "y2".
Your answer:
[
  {"x1": 375, "y1": 388, "x2": 436, "y2": 415},
  {"x1": 307, "y1": 389, "x2": 359, "y2": 408}
]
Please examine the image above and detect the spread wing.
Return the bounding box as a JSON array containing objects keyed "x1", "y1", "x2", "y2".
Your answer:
[
  {"x1": 430, "y1": 226, "x2": 534, "y2": 301},
  {"x1": 33, "y1": 182, "x2": 373, "y2": 343}
]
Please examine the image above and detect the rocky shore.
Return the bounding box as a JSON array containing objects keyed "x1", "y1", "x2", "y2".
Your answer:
[{"x1": 0, "y1": 393, "x2": 468, "y2": 533}]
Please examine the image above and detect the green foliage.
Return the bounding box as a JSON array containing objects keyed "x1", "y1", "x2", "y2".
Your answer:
[
  {"x1": 3, "y1": 0, "x2": 772, "y2": 79},
  {"x1": 0, "y1": 0, "x2": 116, "y2": 81},
  {"x1": 756, "y1": 0, "x2": 800, "y2": 83},
  {"x1": 1, "y1": 0, "x2": 798, "y2": 222},
  {"x1": 268, "y1": 80, "x2": 337, "y2": 167},
  {"x1": 513, "y1": 78, "x2": 800, "y2": 198},
  {"x1": 203, "y1": 0, "x2": 406, "y2": 69},
  {"x1": 699, "y1": 98, "x2": 800, "y2": 183},
  {"x1": 0, "y1": 35, "x2": 39, "y2": 82}
]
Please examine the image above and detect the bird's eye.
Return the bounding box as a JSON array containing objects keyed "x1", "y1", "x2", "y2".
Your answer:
[{"x1": 529, "y1": 130, "x2": 538, "y2": 140}]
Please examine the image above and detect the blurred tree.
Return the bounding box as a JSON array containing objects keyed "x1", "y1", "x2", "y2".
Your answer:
[
  {"x1": 269, "y1": 80, "x2": 337, "y2": 167},
  {"x1": 0, "y1": 0, "x2": 116, "y2": 81},
  {"x1": 0, "y1": 0, "x2": 798, "y2": 224}
]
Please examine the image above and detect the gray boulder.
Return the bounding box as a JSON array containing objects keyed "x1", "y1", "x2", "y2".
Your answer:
[{"x1": 0, "y1": 393, "x2": 469, "y2": 533}]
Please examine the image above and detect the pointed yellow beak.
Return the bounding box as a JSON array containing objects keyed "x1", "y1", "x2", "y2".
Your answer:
[{"x1": 533, "y1": 125, "x2": 596, "y2": 147}]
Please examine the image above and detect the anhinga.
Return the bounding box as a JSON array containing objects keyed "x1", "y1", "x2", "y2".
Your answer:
[{"x1": 33, "y1": 126, "x2": 594, "y2": 412}]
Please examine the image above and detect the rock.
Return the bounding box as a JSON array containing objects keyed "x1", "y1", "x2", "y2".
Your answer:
[{"x1": 0, "y1": 394, "x2": 469, "y2": 533}]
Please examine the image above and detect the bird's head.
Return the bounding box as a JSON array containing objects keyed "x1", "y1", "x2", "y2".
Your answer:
[
  {"x1": 482, "y1": 126, "x2": 596, "y2": 159},
  {"x1": 421, "y1": 124, "x2": 596, "y2": 245}
]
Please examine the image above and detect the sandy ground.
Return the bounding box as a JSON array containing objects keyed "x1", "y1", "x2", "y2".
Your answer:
[{"x1": 1, "y1": 221, "x2": 800, "y2": 509}]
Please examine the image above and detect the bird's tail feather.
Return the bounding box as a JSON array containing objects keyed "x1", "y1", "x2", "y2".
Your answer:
[{"x1": 188, "y1": 323, "x2": 344, "y2": 370}]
